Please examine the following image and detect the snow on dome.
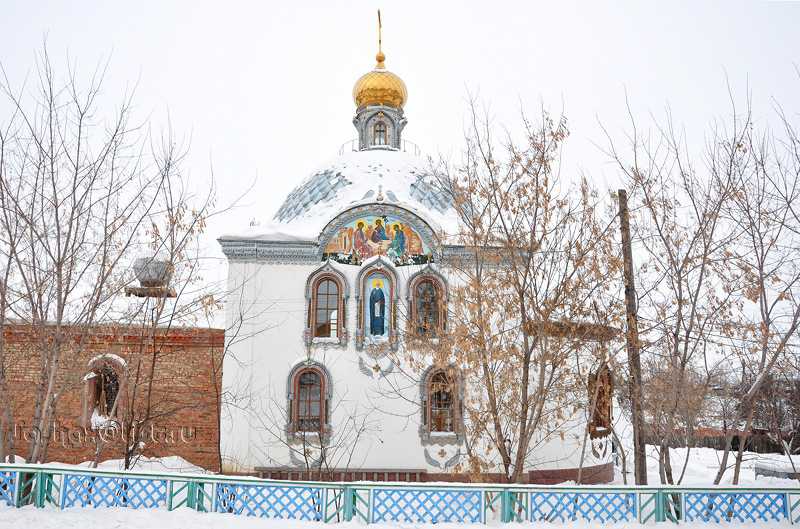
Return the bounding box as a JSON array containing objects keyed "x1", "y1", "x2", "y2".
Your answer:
[{"x1": 271, "y1": 148, "x2": 456, "y2": 237}]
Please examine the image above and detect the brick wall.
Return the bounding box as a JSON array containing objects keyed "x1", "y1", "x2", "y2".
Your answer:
[
  {"x1": 2, "y1": 323, "x2": 223, "y2": 472},
  {"x1": 255, "y1": 462, "x2": 615, "y2": 484}
]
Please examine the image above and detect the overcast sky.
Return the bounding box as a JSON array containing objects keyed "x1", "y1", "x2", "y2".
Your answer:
[{"x1": 2, "y1": 1, "x2": 798, "y2": 283}]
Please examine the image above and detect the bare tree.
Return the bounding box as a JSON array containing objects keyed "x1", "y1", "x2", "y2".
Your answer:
[
  {"x1": 421, "y1": 100, "x2": 622, "y2": 483},
  {"x1": 0, "y1": 45, "x2": 198, "y2": 463},
  {"x1": 0, "y1": 166, "x2": 20, "y2": 462},
  {"x1": 601, "y1": 96, "x2": 745, "y2": 484},
  {"x1": 714, "y1": 97, "x2": 800, "y2": 483}
]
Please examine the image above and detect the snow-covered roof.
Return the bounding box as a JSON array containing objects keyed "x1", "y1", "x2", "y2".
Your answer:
[{"x1": 227, "y1": 149, "x2": 458, "y2": 241}]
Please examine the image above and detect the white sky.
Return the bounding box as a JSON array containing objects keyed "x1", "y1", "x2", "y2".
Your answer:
[{"x1": 2, "y1": 1, "x2": 799, "y2": 290}]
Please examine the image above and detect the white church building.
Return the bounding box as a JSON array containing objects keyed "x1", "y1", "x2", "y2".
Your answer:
[{"x1": 218, "y1": 38, "x2": 615, "y2": 484}]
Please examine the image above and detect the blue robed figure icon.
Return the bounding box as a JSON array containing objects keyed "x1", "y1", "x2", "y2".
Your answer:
[{"x1": 369, "y1": 278, "x2": 386, "y2": 336}]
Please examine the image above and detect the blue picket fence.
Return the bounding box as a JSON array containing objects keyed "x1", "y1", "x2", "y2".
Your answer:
[
  {"x1": 0, "y1": 463, "x2": 798, "y2": 525},
  {"x1": 61, "y1": 474, "x2": 168, "y2": 509},
  {"x1": 371, "y1": 488, "x2": 483, "y2": 523}
]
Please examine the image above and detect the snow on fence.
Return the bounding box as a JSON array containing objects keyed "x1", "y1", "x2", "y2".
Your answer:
[{"x1": 0, "y1": 464, "x2": 799, "y2": 525}]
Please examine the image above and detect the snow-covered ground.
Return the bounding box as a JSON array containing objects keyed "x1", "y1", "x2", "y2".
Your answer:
[
  {"x1": 0, "y1": 506, "x2": 794, "y2": 529},
  {"x1": 611, "y1": 445, "x2": 799, "y2": 487},
  {"x1": 69, "y1": 455, "x2": 209, "y2": 474},
  {"x1": 4, "y1": 455, "x2": 208, "y2": 474}
]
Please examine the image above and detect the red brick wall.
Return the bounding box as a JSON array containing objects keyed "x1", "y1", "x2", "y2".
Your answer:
[
  {"x1": 255, "y1": 462, "x2": 615, "y2": 484},
  {"x1": 426, "y1": 462, "x2": 613, "y2": 484},
  {"x1": 2, "y1": 323, "x2": 223, "y2": 471},
  {"x1": 528, "y1": 462, "x2": 614, "y2": 484}
]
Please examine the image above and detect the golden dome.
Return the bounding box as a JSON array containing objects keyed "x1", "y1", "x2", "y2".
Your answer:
[{"x1": 352, "y1": 51, "x2": 408, "y2": 109}]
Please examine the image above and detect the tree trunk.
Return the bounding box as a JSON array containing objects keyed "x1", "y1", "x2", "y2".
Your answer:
[
  {"x1": 713, "y1": 432, "x2": 734, "y2": 484},
  {"x1": 732, "y1": 406, "x2": 756, "y2": 485},
  {"x1": 618, "y1": 189, "x2": 648, "y2": 485}
]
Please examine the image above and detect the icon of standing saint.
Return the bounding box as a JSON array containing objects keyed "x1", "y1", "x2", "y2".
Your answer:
[{"x1": 369, "y1": 278, "x2": 386, "y2": 336}]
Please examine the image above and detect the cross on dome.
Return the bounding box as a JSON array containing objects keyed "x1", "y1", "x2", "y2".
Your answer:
[{"x1": 352, "y1": 10, "x2": 408, "y2": 110}]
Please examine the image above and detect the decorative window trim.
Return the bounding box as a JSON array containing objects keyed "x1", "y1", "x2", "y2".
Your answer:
[
  {"x1": 82, "y1": 354, "x2": 127, "y2": 430},
  {"x1": 304, "y1": 261, "x2": 350, "y2": 347},
  {"x1": 359, "y1": 108, "x2": 402, "y2": 150},
  {"x1": 355, "y1": 257, "x2": 399, "y2": 351},
  {"x1": 406, "y1": 265, "x2": 448, "y2": 339},
  {"x1": 286, "y1": 361, "x2": 333, "y2": 441},
  {"x1": 418, "y1": 365, "x2": 464, "y2": 445}
]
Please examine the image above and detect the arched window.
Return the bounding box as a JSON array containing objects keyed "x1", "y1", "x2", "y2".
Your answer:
[
  {"x1": 415, "y1": 279, "x2": 439, "y2": 336},
  {"x1": 305, "y1": 265, "x2": 349, "y2": 345},
  {"x1": 290, "y1": 368, "x2": 327, "y2": 433},
  {"x1": 314, "y1": 279, "x2": 339, "y2": 338},
  {"x1": 82, "y1": 357, "x2": 125, "y2": 429},
  {"x1": 94, "y1": 366, "x2": 120, "y2": 416},
  {"x1": 409, "y1": 274, "x2": 446, "y2": 338},
  {"x1": 373, "y1": 121, "x2": 387, "y2": 146},
  {"x1": 430, "y1": 372, "x2": 454, "y2": 432},
  {"x1": 422, "y1": 369, "x2": 461, "y2": 434}
]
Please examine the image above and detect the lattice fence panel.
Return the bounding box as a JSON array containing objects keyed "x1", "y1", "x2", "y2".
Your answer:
[
  {"x1": 371, "y1": 488, "x2": 482, "y2": 524},
  {"x1": 685, "y1": 492, "x2": 787, "y2": 523},
  {"x1": 214, "y1": 482, "x2": 323, "y2": 520},
  {"x1": 61, "y1": 474, "x2": 167, "y2": 509},
  {"x1": 530, "y1": 492, "x2": 636, "y2": 523},
  {"x1": 0, "y1": 471, "x2": 15, "y2": 507}
]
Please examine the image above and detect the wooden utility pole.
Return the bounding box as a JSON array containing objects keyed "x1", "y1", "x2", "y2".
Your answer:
[{"x1": 618, "y1": 189, "x2": 647, "y2": 485}]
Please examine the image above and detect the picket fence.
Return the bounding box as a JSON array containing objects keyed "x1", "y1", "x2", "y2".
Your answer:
[{"x1": 0, "y1": 463, "x2": 799, "y2": 525}]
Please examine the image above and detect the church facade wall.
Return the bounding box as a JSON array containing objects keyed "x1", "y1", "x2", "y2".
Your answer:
[{"x1": 220, "y1": 253, "x2": 614, "y2": 483}]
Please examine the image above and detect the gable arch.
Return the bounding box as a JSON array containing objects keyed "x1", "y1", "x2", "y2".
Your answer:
[
  {"x1": 286, "y1": 360, "x2": 334, "y2": 400},
  {"x1": 355, "y1": 256, "x2": 400, "y2": 301},
  {"x1": 304, "y1": 261, "x2": 350, "y2": 300},
  {"x1": 317, "y1": 203, "x2": 442, "y2": 266},
  {"x1": 405, "y1": 264, "x2": 449, "y2": 302}
]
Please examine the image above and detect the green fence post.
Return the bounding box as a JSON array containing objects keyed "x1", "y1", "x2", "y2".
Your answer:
[
  {"x1": 197, "y1": 482, "x2": 206, "y2": 512},
  {"x1": 35, "y1": 472, "x2": 45, "y2": 508},
  {"x1": 188, "y1": 481, "x2": 197, "y2": 510},
  {"x1": 44, "y1": 472, "x2": 55, "y2": 507},
  {"x1": 343, "y1": 486, "x2": 354, "y2": 522},
  {"x1": 655, "y1": 489, "x2": 665, "y2": 523},
  {"x1": 15, "y1": 472, "x2": 30, "y2": 507},
  {"x1": 500, "y1": 489, "x2": 510, "y2": 523}
]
